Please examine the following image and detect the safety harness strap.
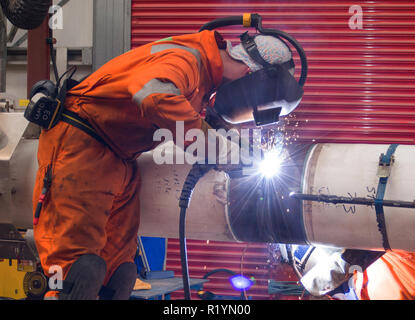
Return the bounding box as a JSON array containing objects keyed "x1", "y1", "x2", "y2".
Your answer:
[
  {"x1": 61, "y1": 109, "x2": 107, "y2": 146},
  {"x1": 240, "y1": 31, "x2": 295, "y2": 71},
  {"x1": 375, "y1": 144, "x2": 399, "y2": 251},
  {"x1": 58, "y1": 78, "x2": 108, "y2": 147}
]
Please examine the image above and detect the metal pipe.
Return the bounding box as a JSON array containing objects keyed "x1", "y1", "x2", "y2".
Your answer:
[
  {"x1": 27, "y1": 0, "x2": 51, "y2": 98},
  {"x1": 290, "y1": 192, "x2": 415, "y2": 209},
  {"x1": 6, "y1": 137, "x2": 415, "y2": 253}
]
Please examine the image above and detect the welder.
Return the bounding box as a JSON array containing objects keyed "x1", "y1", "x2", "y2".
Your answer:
[{"x1": 30, "y1": 15, "x2": 305, "y2": 300}]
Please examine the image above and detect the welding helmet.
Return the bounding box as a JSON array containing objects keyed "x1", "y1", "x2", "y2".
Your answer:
[{"x1": 200, "y1": 14, "x2": 308, "y2": 126}]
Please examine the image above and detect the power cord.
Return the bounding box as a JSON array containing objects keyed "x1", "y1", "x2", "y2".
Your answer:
[{"x1": 179, "y1": 164, "x2": 213, "y2": 300}]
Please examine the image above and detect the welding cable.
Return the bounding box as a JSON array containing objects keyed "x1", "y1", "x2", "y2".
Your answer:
[
  {"x1": 179, "y1": 164, "x2": 213, "y2": 300},
  {"x1": 202, "y1": 268, "x2": 236, "y2": 279}
]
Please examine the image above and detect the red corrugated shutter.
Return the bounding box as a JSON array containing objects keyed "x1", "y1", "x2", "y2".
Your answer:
[
  {"x1": 166, "y1": 240, "x2": 283, "y2": 300},
  {"x1": 131, "y1": 0, "x2": 415, "y2": 299}
]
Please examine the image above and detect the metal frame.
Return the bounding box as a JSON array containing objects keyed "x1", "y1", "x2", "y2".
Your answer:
[
  {"x1": 27, "y1": 2, "x2": 51, "y2": 97},
  {"x1": 92, "y1": 0, "x2": 131, "y2": 71},
  {"x1": 0, "y1": 113, "x2": 38, "y2": 230}
]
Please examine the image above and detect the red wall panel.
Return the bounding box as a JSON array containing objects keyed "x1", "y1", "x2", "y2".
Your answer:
[
  {"x1": 131, "y1": 0, "x2": 415, "y2": 299},
  {"x1": 132, "y1": 0, "x2": 415, "y2": 144}
]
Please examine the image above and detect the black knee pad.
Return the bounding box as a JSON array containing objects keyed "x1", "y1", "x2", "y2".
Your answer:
[
  {"x1": 59, "y1": 254, "x2": 107, "y2": 300},
  {"x1": 99, "y1": 262, "x2": 137, "y2": 300}
]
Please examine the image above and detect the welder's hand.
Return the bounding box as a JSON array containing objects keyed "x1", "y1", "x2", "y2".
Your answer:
[{"x1": 213, "y1": 134, "x2": 263, "y2": 177}]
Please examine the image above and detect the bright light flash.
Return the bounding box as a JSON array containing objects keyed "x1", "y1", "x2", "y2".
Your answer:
[
  {"x1": 230, "y1": 275, "x2": 253, "y2": 291},
  {"x1": 258, "y1": 150, "x2": 282, "y2": 178}
]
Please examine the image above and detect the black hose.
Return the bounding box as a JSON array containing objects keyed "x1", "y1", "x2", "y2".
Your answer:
[
  {"x1": 199, "y1": 14, "x2": 262, "y2": 32},
  {"x1": 199, "y1": 16, "x2": 244, "y2": 32},
  {"x1": 0, "y1": 0, "x2": 51, "y2": 30},
  {"x1": 179, "y1": 206, "x2": 191, "y2": 300},
  {"x1": 179, "y1": 164, "x2": 213, "y2": 300},
  {"x1": 202, "y1": 268, "x2": 236, "y2": 279}
]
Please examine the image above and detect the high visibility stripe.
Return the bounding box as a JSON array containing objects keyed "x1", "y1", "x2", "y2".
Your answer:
[
  {"x1": 155, "y1": 36, "x2": 173, "y2": 43},
  {"x1": 150, "y1": 43, "x2": 201, "y2": 69},
  {"x1": 132, "y1": 78, "x2": 181, "y2": 106}
]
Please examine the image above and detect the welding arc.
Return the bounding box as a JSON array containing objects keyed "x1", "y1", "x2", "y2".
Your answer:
[{"x1": 290, "y1": 192, "x2": 415, "y2": 209}]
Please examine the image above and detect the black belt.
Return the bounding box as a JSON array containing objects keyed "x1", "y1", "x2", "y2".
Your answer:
[{"x1": 61, "y1": 109, "x2": 107, "y2": 146}]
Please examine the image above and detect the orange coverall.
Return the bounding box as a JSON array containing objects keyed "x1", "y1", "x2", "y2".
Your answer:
[
  {"x1": 354, "y1": 250, "x2": 415, "y2": 300},
  {"x1": 32, "y1": 30, "x2": 223, "y2": 291}
]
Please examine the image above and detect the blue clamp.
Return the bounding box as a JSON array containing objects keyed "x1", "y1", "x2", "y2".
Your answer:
[{"x1": 375, "y1": 144, "x2": 398, "y2": 251}]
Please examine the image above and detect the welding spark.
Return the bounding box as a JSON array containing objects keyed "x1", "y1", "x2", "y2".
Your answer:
[{"x1": 228, "y1": 126, "x2": 306, "y2": 235}]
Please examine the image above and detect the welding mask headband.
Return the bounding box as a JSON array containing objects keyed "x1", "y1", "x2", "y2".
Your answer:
[
  {"x1": 239, "y1": 31, "x2": 294, "y2": 71},
  {"x1": 199, "y1": 13, "x2": 308, "y2": 87},
  {"x1": 213, "y1": 64, "x2": 303, "y2": 125}
]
